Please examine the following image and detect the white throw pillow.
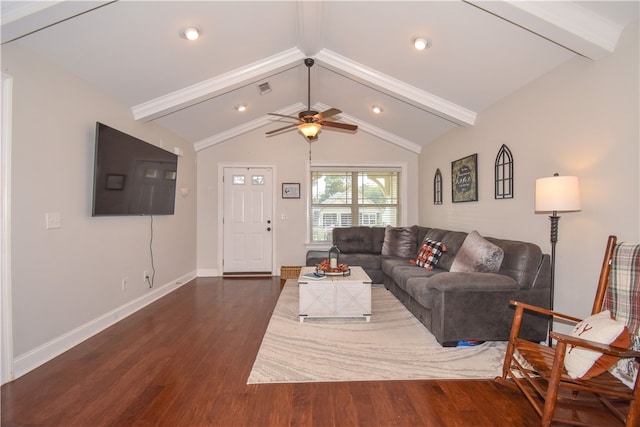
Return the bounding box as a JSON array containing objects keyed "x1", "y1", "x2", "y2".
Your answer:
[{"x1": 564, "y1": 310, "x2": 630, "y2": 380}]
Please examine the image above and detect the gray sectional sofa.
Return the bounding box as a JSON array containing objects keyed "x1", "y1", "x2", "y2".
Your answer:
[{"x1": 306, "y1": 226, "x2": 551, "y2": 346}]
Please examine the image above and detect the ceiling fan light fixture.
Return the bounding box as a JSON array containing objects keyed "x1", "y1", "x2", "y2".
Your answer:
[
  {"x1": 181, "y1": 27, "x2": 200, "y2": 41},
  {"x1": 412, "y1": 37, "x2": 431, "y2": 51},
  {"x1": 298, "y1": 122, "x2": 321, "y2": 140}
]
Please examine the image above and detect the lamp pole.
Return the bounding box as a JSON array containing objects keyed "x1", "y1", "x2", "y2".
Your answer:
[
  {"x1": 548, "y1": 211, "x2": 559, "y2": 347},
  {"x1": 535, "y1": 173, "x2": 580, "y2": 348}
]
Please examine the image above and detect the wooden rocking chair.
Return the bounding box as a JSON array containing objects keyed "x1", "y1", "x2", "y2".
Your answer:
[{"x1": 497, "y1": 235, "x2": 640, "y2": 426}]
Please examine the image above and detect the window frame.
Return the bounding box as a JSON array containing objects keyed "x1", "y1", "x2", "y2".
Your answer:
[{"x1": 306, "y1": 161, "x2": 407, "y2": 248}]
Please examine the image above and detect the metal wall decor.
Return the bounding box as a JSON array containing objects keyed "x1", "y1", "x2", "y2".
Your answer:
[
  {"x1": 495, "y1": 144, "x2": 514, "y2": 199},
  {"x1": 433, "y1": 169, "x2": 443, "y2": 205},
  {"x1": 452, "y1": 154, "x2": 478, "y2": 203}
]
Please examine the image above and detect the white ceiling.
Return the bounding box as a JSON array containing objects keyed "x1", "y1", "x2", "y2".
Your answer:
[{"x1": 2, "y1": 1, "x2": 638, "y2": 153}]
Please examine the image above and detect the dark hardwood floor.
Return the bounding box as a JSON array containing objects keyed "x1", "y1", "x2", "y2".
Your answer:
[{"x1": 1, "y1": 277, "x2": 541, "y2": 426}]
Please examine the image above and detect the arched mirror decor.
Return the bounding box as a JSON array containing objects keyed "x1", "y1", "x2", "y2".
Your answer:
[
  {"x1": 495, "y1": 144, "x2": 514, "y2": 199},
  {"x1": 433, "y1": 169, "x2": 443, "y2": 205}
]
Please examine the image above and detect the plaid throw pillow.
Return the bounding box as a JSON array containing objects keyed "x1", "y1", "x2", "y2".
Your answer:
[{"x1": 415, "y1": 239, "x2": 447, "y2": 270}]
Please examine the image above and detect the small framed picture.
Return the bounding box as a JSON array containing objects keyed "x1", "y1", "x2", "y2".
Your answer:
[
  {"x1": 106, "y1": 174, "x2": 125, "y2": 190},
  {"x1": 282, "y1": 183, "x2": 300, "y2": 199}
]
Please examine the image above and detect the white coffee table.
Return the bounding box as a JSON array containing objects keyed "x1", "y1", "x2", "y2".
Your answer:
[{"x1": 298, "y1": 266, "x2": 372, "y2": 322}]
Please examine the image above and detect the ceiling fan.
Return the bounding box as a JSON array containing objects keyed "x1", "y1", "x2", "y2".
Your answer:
[{"x1": 265, "y1": 58, "x2": 358, "y2": 141}]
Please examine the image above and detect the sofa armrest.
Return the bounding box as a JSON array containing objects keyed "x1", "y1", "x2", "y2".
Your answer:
[
  {"x1": 428, "y1": 272, "x2": 518, "y2": 292},
  {"x1": 306, "y1": 251, "x2": 327, "y2": 267}
]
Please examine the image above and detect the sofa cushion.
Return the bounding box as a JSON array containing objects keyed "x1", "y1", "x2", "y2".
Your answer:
[
  {"x1": 381, "y1": 225, "x2": 418, "y2": 258},
  {"x1": 390, "y1": 263, "x2": 435, "y2": 291},
  {"x1": 406, "y1": 272, "x2": 517, "y2": 310},
  {"x1": 337, "y1": 253, "x2": 381, "y2": 271},
  {"x1": 416, "y1": 239, "x2": 447, "y2": 270},
  {"x1": 381, "y1": 256, "x2": 410, "y2": 276},
  {"x1": 486, "y1": 237, "x2": 543, "y2": 289},
  {"x1": 564, "y1": 310, "x2": 631, "y2": 380},
  {"x1": 424, "y1": 229, "x2": 468, "y2": 271},
  {"x1": 372, "y1": 227, "x2": 387, "y2": 254},
  {"x1": 416, "y1": 226, "x2": 431, "y2": 249},
  {"x1": 450, "y1": 230, "x2": 504, "y2": 273},
  {"x1": 333, "y1": 226, "x2": 374, "y2": 253}
]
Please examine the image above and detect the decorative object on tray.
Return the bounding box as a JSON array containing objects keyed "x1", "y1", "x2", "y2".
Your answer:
[
  {"x1": 328, "y1": 244, "x2": 341, "y2": 269},
  {"x1": 301, "y1": 272, "x2": 327, "y2": 280},
  {"x1": 315, "y1": 259, "x2": 350, "y2": 276}
]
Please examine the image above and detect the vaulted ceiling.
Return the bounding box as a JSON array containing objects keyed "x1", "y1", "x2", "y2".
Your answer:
[{"x1": 2, "y1": 1, "x2": 638, "y2": 154}]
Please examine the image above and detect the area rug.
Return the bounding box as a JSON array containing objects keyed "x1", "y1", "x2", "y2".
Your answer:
[{"x1": 247, "y1": 280, "x2": 507, "y2": 384}]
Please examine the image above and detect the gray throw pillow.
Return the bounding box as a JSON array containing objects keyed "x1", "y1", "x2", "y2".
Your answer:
[
  {"x1": 381, "y1": 225, "x2": 418, "y2": 258},
  {"x1": 450, "y1": 230, "x2": 504, "y2": 273}
]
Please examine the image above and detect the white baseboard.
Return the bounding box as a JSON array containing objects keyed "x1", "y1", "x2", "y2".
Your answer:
[
  {"x1": 12, "y1": 270, "x2": 197, "y2": 380},
  {"x1": 197, "y1": 268, "x2": 219, "y2": 277}
]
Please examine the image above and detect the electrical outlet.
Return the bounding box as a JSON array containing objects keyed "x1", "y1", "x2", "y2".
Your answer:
[
  {"x1": 121, "y1": 278, "x2": 128, "y2": 291},
  {"x1": 143, "y1": 271, "x2": 150, "y2": 281}
]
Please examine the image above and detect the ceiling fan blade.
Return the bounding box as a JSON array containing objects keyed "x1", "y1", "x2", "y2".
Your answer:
[
  {"x1": 321, "y1": 121, "x2": 358, "y2": 131},
  {"x1": 314, "y1": 108, "x2": 341, "y2": 120},
  {"x1": 265, "y1": 123, "x2": 298, "y2": 135},
  {"x1": 268, "y1": 112, "x2": 302, "y2": 121}
]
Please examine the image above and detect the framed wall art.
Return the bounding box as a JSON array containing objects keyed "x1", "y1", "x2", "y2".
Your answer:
[
  {"x1": 451, "y1": 154, "x2": 478, "y2": 203},
  {"x1": 105, "y1": 174, "x2": 125, "y2": 190},
  {"x1": 282, "y1": 183, "x2": 300, "y2": 199}
]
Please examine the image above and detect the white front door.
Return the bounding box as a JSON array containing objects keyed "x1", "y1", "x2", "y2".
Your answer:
[{"x1": 223, "y1": 167, "x2": 273, "y2": 274}]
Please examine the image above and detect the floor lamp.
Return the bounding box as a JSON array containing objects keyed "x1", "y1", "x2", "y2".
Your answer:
[{"x1": 535, "y1": 174, "x2": 581, "y2": 347}]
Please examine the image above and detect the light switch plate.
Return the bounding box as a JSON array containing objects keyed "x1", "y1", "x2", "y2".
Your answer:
[{"x1": 46, "y1": 212, "x2": 61, "y2": 229}]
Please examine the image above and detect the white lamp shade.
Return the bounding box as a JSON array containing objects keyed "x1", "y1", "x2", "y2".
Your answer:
[{"x1": 535, "y1": 175, "x2": 581, "y2": 212}]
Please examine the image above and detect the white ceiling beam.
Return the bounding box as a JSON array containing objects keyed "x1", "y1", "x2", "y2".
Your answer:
[
  {"x1": 466, "y1": 1, "x2": 623, "y2": 60},
  {"x1": 295, "y1": 0, "x2": 323, "y2": 55},
  {"x1": 315, "y1": 49, "x2": 477, "y2": 127},
  {"x1": 132, "y1": 48, "x2": 306, "y2": 122},
  {"x1": 1, "y1": 0, "x2": 113, "y2": 43}
]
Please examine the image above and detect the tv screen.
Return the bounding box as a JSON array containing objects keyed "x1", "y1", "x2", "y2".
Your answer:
[{"x1": 92, "y1": 122, "x2": 178, "y2": 216}]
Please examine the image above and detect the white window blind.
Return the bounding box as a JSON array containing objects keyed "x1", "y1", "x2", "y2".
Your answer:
[{"x1": 310, "y1": 168, "x2": 400, "y2": 243}]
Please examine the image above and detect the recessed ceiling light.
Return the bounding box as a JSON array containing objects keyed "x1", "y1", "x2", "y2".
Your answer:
[
  {"x1": 412, "y1": 37, "x2": 431, "y2": 51},
  {"x1": 181, "y1": 27, "x2": 200, "y2": 41},
  {"x1": 235, "y1": 104, "x2": 247, "y2": 112},
  {"x1": 372, "y1": 106, "x2": 383, "y2": 114}
]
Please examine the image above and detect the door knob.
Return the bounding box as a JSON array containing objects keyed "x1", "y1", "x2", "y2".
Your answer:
[{"x1": 267, "y1": 227, "x2": 271, "y2": 231}]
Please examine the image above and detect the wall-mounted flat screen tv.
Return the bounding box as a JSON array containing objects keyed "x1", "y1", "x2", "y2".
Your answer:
[{"x1": 92, "y1": 122, "x2": 178, "y2": 216}]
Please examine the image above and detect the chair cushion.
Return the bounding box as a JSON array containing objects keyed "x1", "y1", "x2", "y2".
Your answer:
[
  {"x1": 564, "y1": 310, "x2": 631, "y2": 380},
  {"x1": 415, "y1": 239, "x2": 447, "y2": 270},
  {"x1": 381, "y1": 225, "x2": 417, "y2": 258},
  {"x1": 450, "y1": 230, "x2": 504, "y2": 273}
]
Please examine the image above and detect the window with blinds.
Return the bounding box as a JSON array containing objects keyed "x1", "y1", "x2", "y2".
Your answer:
[{"x1": 310, "y1": 169, "x2": 399, "y2": 243}]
